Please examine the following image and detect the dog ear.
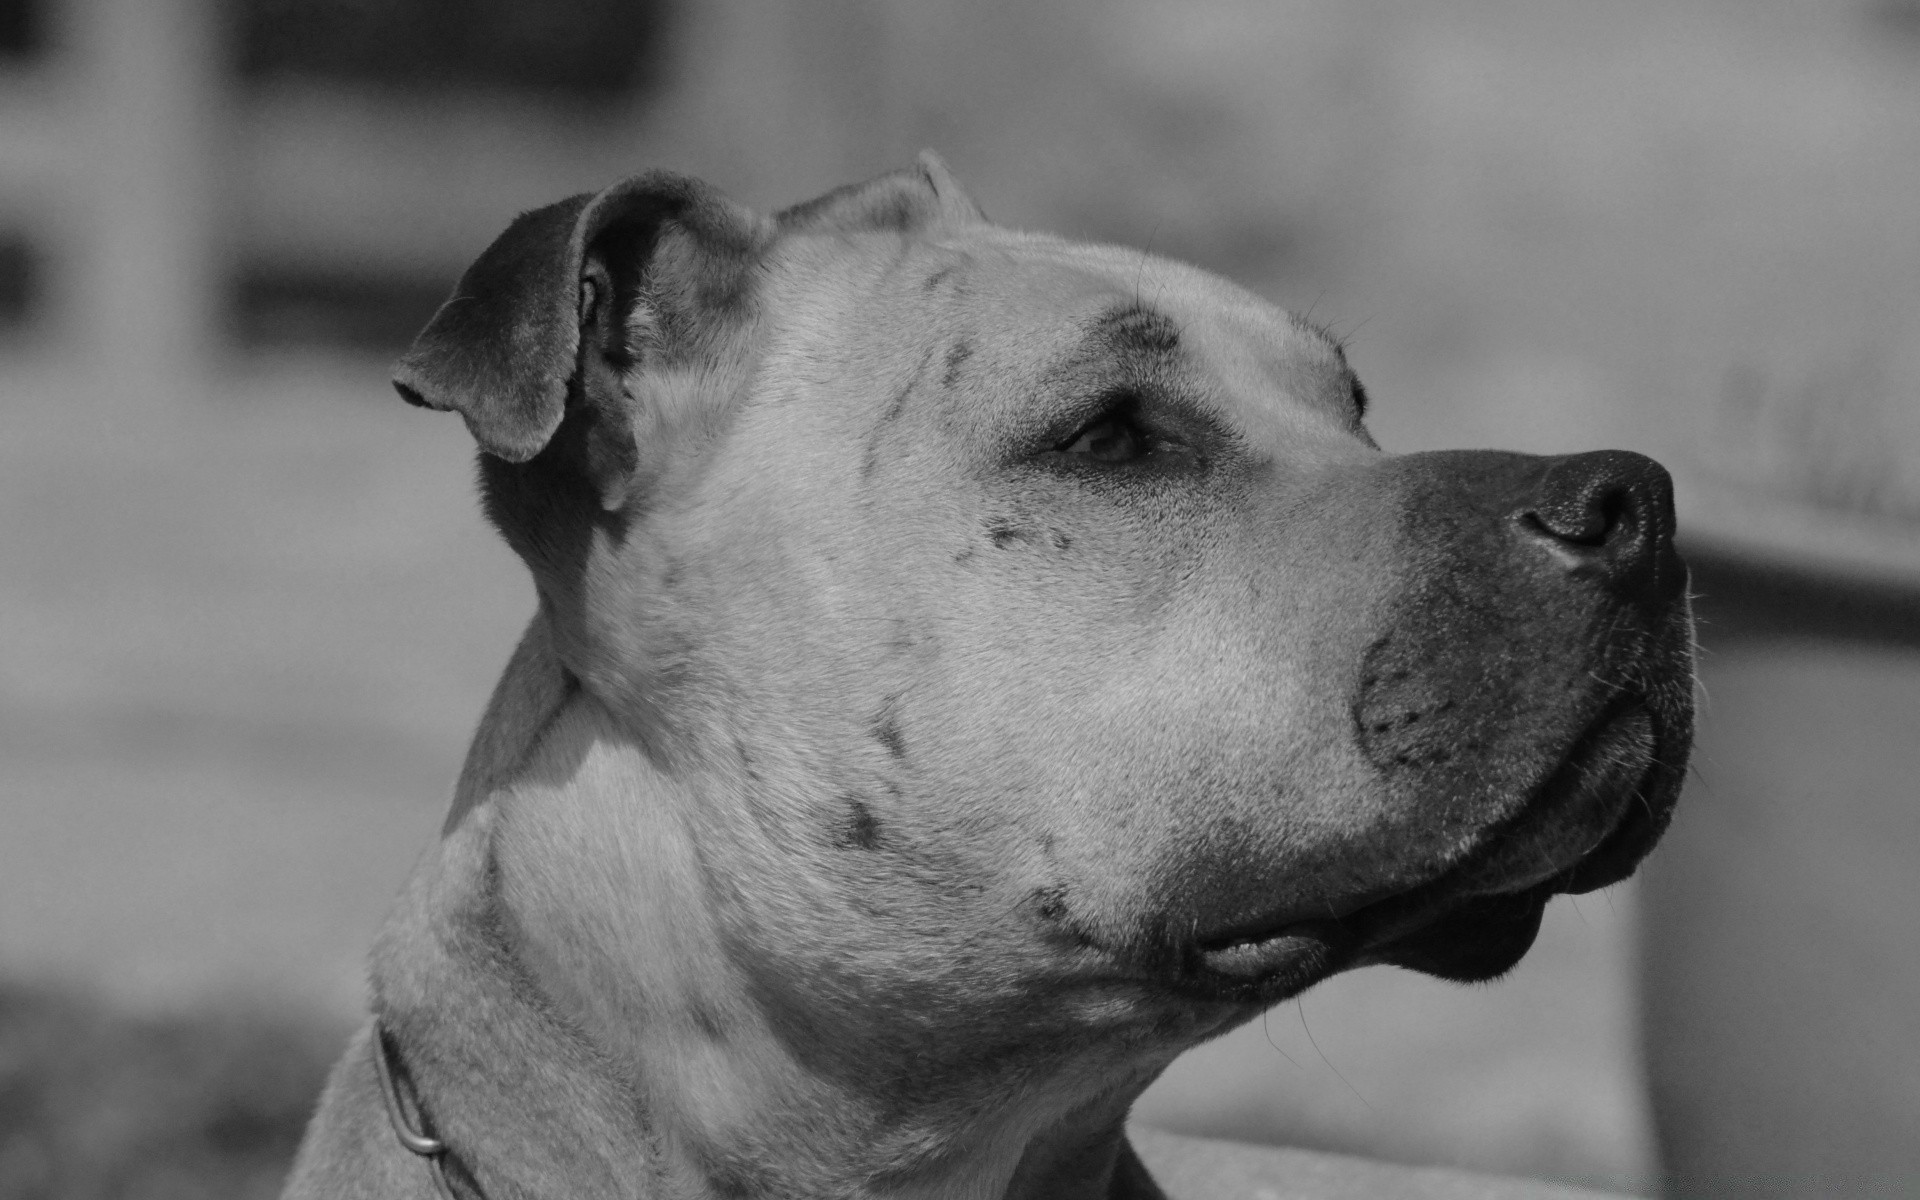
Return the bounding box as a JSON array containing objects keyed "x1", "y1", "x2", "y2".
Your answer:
[
  {"x1": 776, "y1": 150, "x2": 986, "y2": 235},
  {"x1": 393, "y1": 173, "x2": 768, "y2": 501}
]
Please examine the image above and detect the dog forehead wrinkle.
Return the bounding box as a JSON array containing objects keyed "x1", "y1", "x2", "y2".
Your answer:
[
  {"x1": 1094, "y1": 302, "x2": 1181, "y2": 356},
  {"x1": 1160, "y1": 321, "x2": 1366, "y2": 452},
  {"x1": 960, "y1": 248, "x2": 1360, "y2": 445}
]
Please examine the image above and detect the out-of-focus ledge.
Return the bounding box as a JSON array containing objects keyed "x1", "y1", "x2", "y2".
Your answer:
[
  {"x1": 1677, "y1": 474, "x2": 1920, "y2": 645},
  {"x1": 1677, "y1": 471, "x2": 1920, "y2": 590},
  {"x1": 1130, "y1": 1125, "x2": 1629, "y2": 1200}
]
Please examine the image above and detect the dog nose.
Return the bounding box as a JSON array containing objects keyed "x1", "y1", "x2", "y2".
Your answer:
[{"x1": 1516, "y1": 450, "x2": 1676, "y2": 588}]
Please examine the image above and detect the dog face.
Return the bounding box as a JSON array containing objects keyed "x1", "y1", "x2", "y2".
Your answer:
[{"x1": 398, "y1": 157, "x2": 1691, "y2": 1074}]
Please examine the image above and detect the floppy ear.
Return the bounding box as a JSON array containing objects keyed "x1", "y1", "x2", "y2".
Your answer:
[
  {"x1": 393, "y1": 172, "x2": 769, "y2": 499},
  {"x1": 776, "y1": 149, "x2": 986, "y2": 235}
]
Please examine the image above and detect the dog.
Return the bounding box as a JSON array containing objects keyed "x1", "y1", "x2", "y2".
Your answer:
[{"x1": 283, "y1": 153, "x2": 1693, "y2": 1199}]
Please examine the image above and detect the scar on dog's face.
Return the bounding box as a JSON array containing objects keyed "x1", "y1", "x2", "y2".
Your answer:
[{"x1": 401, "y1": 159, "x2": 1692, "y2": 1036}]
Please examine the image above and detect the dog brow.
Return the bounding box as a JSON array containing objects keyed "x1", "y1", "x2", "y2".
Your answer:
[{"x1": 1093, "y1": 303, "x2": 1181, "y2": 356}]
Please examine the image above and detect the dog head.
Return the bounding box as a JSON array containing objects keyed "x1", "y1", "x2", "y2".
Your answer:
[{"x1": 398, "y1": 154, "x2": 1691, "y2": 1084}]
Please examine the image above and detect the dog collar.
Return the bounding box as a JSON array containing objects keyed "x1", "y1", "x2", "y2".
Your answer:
[{"x1": 371, "y1": 1022, "x2": 481, "y2": 1200}]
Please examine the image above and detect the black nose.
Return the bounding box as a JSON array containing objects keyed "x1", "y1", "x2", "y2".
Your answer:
[{"x1": 1516, "y1": 450, "x2": 1677, "y2": 592}]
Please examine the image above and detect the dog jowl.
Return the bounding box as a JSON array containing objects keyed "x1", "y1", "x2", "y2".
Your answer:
[{"x1": 286, "y1": 154, "x2": 1693, "y2": 1200}]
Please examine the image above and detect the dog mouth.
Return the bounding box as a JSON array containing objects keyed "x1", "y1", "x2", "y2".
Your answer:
[{"x1": 1183, "y1": 696, "x2": 1681, "y2": 997}]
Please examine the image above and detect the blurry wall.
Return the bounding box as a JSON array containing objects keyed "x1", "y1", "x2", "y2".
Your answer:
[{"x1": 1642, "y1": 566, "x2": 1920, "y2": 1195}]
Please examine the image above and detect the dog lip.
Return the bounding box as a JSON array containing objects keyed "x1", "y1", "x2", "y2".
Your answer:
[
  {"x1": 1557, "y1": 733, "x2": 1682, "y2": 893},
  {"x1": 1187, "y1": 694, "x2": 1673, "y2": 990},
  {"x1": 1191, "y1": 880, "x2": 1426, "y2": 983},
  {"x1": 1442, "y1": 698, "x2": 1655, "y2": 895},
  {"x1": 1343, "y1": 697, "x2": 1678, "y2": 962},
  {"x1": 1193, "y1": 879, "x2": 1409, "y2": 951},
  {"x1": 1189, "y1": 872, "x2": 1431, "y2": 980},
  {"x1": 1189, "y1": 850, "x2": 1552, "y2": 989},
  {"x1": 1192, "y1": 919, "x2": 1358, "y2": 984}
]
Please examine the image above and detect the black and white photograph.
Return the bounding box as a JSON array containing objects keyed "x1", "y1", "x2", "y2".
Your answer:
[{"x1": 2, "y1": 2, "x2": 1917, "y2": 1197}]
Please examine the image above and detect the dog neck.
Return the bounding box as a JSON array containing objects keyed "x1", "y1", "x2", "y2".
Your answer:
[{"x1": 369, "y1": 617, "x2": 1169, "y2": 1200}]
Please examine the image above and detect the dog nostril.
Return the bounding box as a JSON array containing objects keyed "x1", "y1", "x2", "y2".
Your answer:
[
  {"x1": 1519, "y1": 451, "x2": 1671, "y2": 560},
  {"x1": 1528, "y1": 484, "x2": 1634, "y2": 548}
]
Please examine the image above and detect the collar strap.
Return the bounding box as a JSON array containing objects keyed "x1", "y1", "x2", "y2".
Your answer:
[{"x1": 371, "y1": 1022, "x2": 476, "y2": 1200}]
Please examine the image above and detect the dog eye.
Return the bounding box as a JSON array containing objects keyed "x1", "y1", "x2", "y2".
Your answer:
[{"x1": 1058, "y1": 414, "x2": 1149, "y2": 464}]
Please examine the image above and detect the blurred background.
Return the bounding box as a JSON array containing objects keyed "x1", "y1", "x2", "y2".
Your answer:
[{"x1": 2, "y1": 1, "x2": 1917, "y2": 1196}]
